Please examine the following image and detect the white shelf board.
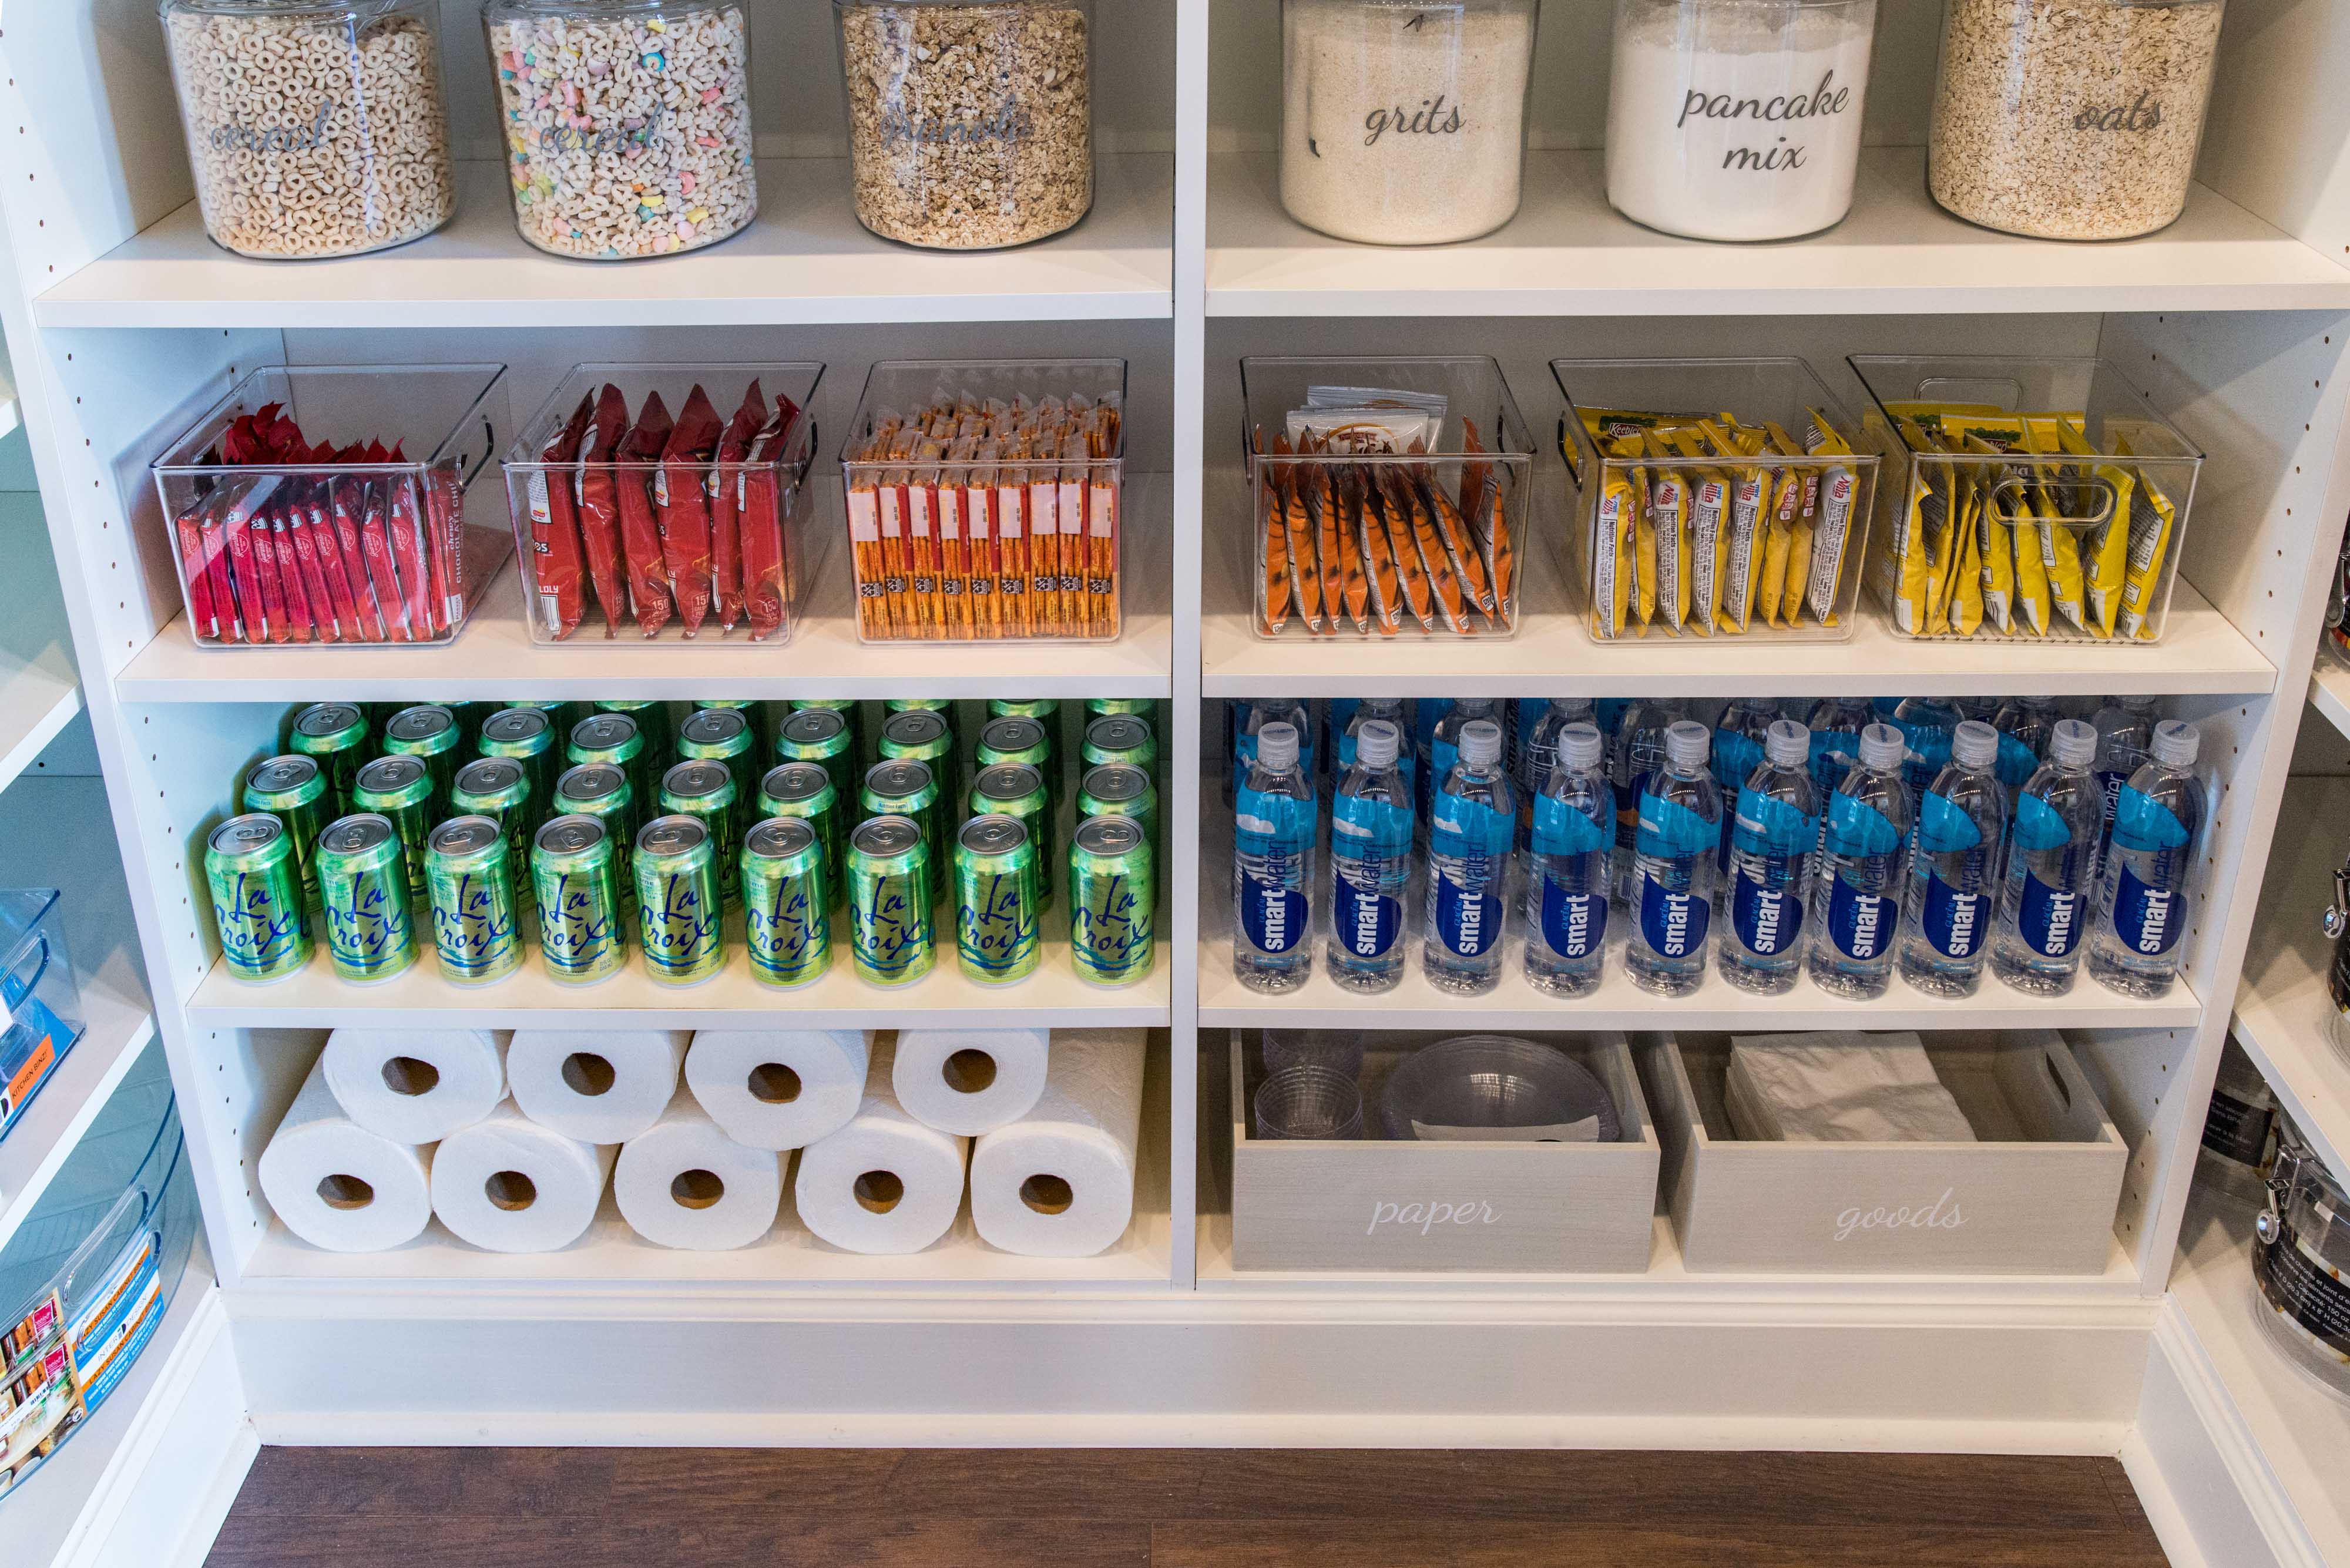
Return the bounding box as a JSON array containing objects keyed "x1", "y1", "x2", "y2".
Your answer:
[
  {"x1": 1207, "y1": 147, "x2": 2350, "y2": 317},
  {"x1": 2309, "y1": 659, "x2": 2350, "y2": 741},
  {"x1": 0, "y1": 364, "x2": 18, "y2": 444},
  {"x1": 2230, "y1": 774, "x2": 2350, "y2": 1191},
  {"x1": 0, "y1": 988, "x2": 155, "y2": 1258},
  {"x1": 39, "y1": 155, "x2": 1174, "y2": 330},
  {"x1": 2168, "y1": 1193, "x2": 2350, "y2": 1567},
  {"x1": 1200, "y1": 475, "x2": 2274, "y2": 699},
  {"x1": 115, "y1": 476, "x2": 1174, "y2": 703},
  {"x1": 0, "y1": 493, "x2": 83, "y2": 785}
]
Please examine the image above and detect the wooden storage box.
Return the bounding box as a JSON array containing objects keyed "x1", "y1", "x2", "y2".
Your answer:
[
  {"x1": 1226, "y1": 1030, "x2": 1660, "y2": 1274},
  {"x1": 1640, "y1": 1031, "x2": 2127, "y2": 1275}
]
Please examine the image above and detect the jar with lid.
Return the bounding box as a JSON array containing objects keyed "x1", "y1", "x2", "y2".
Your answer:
[
  {"x1": 1280, "y1": 0, "x2": 1539, "y2": 246},
  {"x1": 834, "y1": 0, "x2": 1095, "y2": 251},
  {"x1": 2197, "y1": 1037, "x2": 2276, "y2": 1206},
  {"x1": 484, "y1": 0, "x2": 758, "y2": 260},
  {"x1": 2252, "y1": 1114, "x2": 2350, "y2": 1401},
  {"x1": 1605, "y1": 0, "x2": 1876, "y2": 242},
  {"x1": 1928, "y1": 0, "x2": 2226, "y2": 240},
  {"x1": 160, "y1": 0, "x2": 458, "y2": 259}
]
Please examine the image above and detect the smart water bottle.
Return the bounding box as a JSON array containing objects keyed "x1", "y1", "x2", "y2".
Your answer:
[
  {"x1": 1238, "y1": 697, "x2": 1311, "y2": 788},
  {"x1": 2089, "y1": 695, "x2": 2158, "y2": 879},
  {"x1": 1609, "y1": 697, "x2": 1684, "y2": 905},
  {"x1": 1804, "y1": 696, "x2": 1872, "y2": 805},
  {"x1": 1523, "y1": 721, "x2": 1612, "y2": 998},
  {"x1": 1718, "y1": 718, "x2": 1819, "y2": 995},
  {"x1": 1626, "y1": 720, "x2": 1721, "y2": 997},
  {"x1": 1990, "y1": 717, "x2": 2101, "y2": 996},
  {"x1": 1516, "y1": 696, "x2": 1594, "y2": 847},
  {"x1": 1328, "y1": 718, "x2": 1413, "y2": 993},
  {"x1": 2089, "y1": 719, "x2": 2205, "y2": 999},
  {"x1": 1991, "y1": 695, "x2": 2059, "y2": 794},
  {"x1": 1807, "y1": 723, "x2": 1912, "y2": 1000},
  {"x1": 1891, "y1": 694, "x2": 1962, "y2": 804},
  {"x1": 1424, "y1": 719, "x2": 1514, "y2": 995},
  {"x1": 1233, "y1": 721, "x2": 1315, "y2": 992},
  {"x1": 1711, "y1": 696, "x2": 1780, "y2": 871},
  {"x1": 1898, "y1": 718, "x2": 2009, "y2": 999},
  {"x1": 1424, "y1": 697, "x2": 1502, "y2": 824}
]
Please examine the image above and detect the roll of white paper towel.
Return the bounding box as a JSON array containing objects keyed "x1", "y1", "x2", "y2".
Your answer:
[
  {"x1": 321, "y1": 1027, "x2": 509, "y2": 1144},
  {"x1": 615, "y1": 1089, "x2": 785, "y2": 1250},
  {"x1": 683, "y1": 1028, "x2": 869, "y2": 1151},
  {"x1": 971, "y1": 1029, "x2": 1147, "y2": 1258},
  {"x1": 890, "y1": 1027, "x2": 1050, "y2": 1136},
  {"x1": 258, "y1": 1055, "x2": 435, "y2": 1253},
  {"x1": 429, "y1": 1098, "x2": 613, "y2": 1254},
  {"x1": 508, "y1": 1029, "x2": 690, "y2": 1144},
  {"x1": 795, "y1": 1037, "x2": 968, "y2": 1254}
]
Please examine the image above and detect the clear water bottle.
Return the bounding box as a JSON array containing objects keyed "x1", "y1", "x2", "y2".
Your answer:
[
  {"x1": 2089, "y1": 695, "x2": 2158, "y2": 879},
  {"x1": 1808, "y1": 723, "x2": 1913, "y2": 1000},
  {"x1": 1233, "y1": 697, "x2": 1311, "y2": 807},
  {"x1": 1424, "y1": 719, "x2": 1515, "y2": 995},
  {"x1": 1955, "y1": 695, "x2": 2000, "y2": 723},
  {"x1": 1711, "y1": 696, "x2": 1780, "y2": 871},
  {"x1": 1233, "y1": 720, "x2": 1317, "y2": 993},
  {"x1": 1516, "y1": 697, "x2": 1594, "y2": 848},
  {"x1": 1718, "y1": 718, "x2": 1819, "y2": 995},
  {"x1": 1992, "y1": 695, "x2": 2060, "y2": 794},
  {"x1": 1891, "y1": 694, "x2": 1962, "y2": 805},
  {"x1": 2089, "y1": 719, "x2": 2204, "y2": 999},
  {"x1": 1328, "y1": 718, "x2": 1414, "y2": 994},
  {"x1": 1423, "y1": 697, "x2": 1502, "y2": 824},
  {"x1": 1627, "y1": 720, "x2": 1722, "y2": 998},
  {"x1": 1609, "y1": 697, "x2": 1685, "y2": 906},
  {"x1": 1804, "y1": 696, "x2": 1872, "y2": 806},
  {"x1": 1339, "y1": 698, "x2": 1409, "y2": 773},
  {"x1": 1898, "y1": 718, "x2": 2009, "y2": 999},
  {"x1": 1523, "y1": 721, "x2": 1612, "y2": 998},
  {"x1": 1990, "y1": 717, "x2": 2101, "y2": 996}
]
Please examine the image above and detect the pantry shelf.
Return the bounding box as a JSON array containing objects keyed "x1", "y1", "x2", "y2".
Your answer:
[
  {"x1": 115, "y1": 479, "x2": 1174, "y2": 702},
  {"x1": 36, "y1": 155, "x2": 1176, "y2": 330},
  {"x1": 2308, "y1": 659, "x2": 2350, "y2": 744},
  {"x1": 0, "y1": 493, "x2": 84, "y2": 787},
  {"x1": 0, "y1": 990, "x2": 155, "y2": 1260},
  {"x1": 1206, "y1": 147, "x2": 2350, "y2": 317},
  {"x1": 0, "y1": 364, "x2": 19, "y2": 444}
]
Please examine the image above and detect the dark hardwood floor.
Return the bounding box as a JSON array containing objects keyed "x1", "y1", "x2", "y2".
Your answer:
[{"x1": 204, "y1": 1447, "x2": 2172, "y2": 1567}]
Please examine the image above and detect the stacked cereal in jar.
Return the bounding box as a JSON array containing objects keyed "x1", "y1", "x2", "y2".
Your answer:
[{"x1": 484, "y1": 0, "x2": 758, "y2": 259}]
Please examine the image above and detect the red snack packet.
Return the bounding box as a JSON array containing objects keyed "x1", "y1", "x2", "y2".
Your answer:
[
  {"x1": 710, "y1": 382, "x2": 764, "y2": 632},
  {"x1": 657, "y1": 386, "x2": 723, "y2": 637},
  {"x1": 738, "y1": 402, "x2": 796, "y2": 642},
  {"x1": 360, "y1": 479, "x2": 412, "y2": 642},
  {"x1": 221, "y1": 476, "x2": 283, "y2": 644},
  {"x1": 200, "y1": 491, "x2": 244, "y2": 643},
  {"x1": 576, "y1": 385, "x2": 630, "y2": 639},
  {"x1": 270, "y1": 501, "x2": 314, "y2": 643},
  {"x1": 527, "y1": 394, "x2": 595, "y2": 640},
  {"x1": 617, "y1": 391, "x2": 675, "y2": 638},
  {"x1": 303, "y1": 481, "x2": 361, "y2": 640},
  {"x1": 330, "y1": 473, "x2": 388, "y2": 642},
  {"x1": 387, "y1": 476, "x2": 435, "y2": 640},
  {"x1": 173, "y1": 493, "x2": 223, "y2": 643},
  {"x1": 288, "y1": 489, "x2": 339, "y2": 643}
]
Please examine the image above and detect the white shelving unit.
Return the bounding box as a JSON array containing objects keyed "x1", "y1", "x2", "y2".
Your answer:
[{"x1": 2, "y1": 0, "x2": 2349, "y2": 1562}]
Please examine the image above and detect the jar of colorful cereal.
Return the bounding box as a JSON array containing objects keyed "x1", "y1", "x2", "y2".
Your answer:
[{"x1": 483, "y1": 0, "x2": 758, "y2": 260}]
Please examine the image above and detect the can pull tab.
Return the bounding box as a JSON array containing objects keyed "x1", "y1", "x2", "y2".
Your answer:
[{"x1": 2326, "y1": 859, "x2": 2350, "y2": 941}]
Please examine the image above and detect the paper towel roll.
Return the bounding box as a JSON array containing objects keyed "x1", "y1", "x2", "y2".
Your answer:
[
  {"x1": 890, "y1": 1027, "x2": 1050, "y2": 1136},
  {"x1": 508, "y1": 1029, "x2": 690, "y2": 1144},
  {"x1": 794, "y1": 1037, "x2": 968, "y2": 1255},
  {"x1": 429, "y1": 1097, "x2": 613, "y2": 1254},
  {"x1": 613, "y1": 1089, "x2": 786, "y2": 1250},
  {"x1": 971, "y1": 1029, "x2": 1147, "y2": 1258},
  {"x1": 684, "y1": 1028, "x2": 870, "y2": 1151},
  {"x1": 258, "y1": 1055, "x2": 435, "y2": 1253},
  {"x1": 321, "y1": 1027, "x2": 509, "y2": 1144}
]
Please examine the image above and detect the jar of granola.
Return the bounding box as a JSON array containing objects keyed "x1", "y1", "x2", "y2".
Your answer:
[
  {"x1": 484, "y1": 0, "x2": 758, "y2": 260},
  {"x1": 834, "y1": 0, "x2": 1095, "y2": 251}
]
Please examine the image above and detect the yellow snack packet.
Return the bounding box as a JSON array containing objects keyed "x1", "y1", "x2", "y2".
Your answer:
[
  {"x1": 2035, "y1": 422, "x2": 2096, "y2": 635},
  {"x1": 1642, "y1": 432, "x2": 1692, "y2": 633},
  {"x1": 1716, "y1": 424, "x2": 1768, "y2": 634},
  {"x1": 1946, "y1": 474, "x2": 1985, "y2": 637},
  {"x1": 1884, "y1": 417, "x2": 1943, "y2": 636},
  {"x1": 1753, "y1": 424, "x2": 1805, "y2": 627},
  {"x1": 1576, "y1": 406, "x2": 1723, "y2": 445},
  {"x1": 2113, "y1": 433, "x2": 2179, "y2": 641},
  {"x1": 2083, "y1": 461, "x2": 2136, "y2": 637},
  {"x1": 1798, "y1": 409, "x2": 1858, "y2": 627},
  {"x1": 1593, "y1": 466, "x2": 1637, "y2": 639},
  {"x1": 1670, "y1": 428, "x2": 1729, "y2": 636},
  {"x1": 1956, "y1": 435, "x2": 2015, "y2": 633}
]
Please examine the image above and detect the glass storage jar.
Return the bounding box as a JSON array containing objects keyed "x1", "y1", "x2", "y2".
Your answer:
[
  {"x1": 835, "y1": 0, "x2": 1096, "y2": 251},
  {"x1": 1280, "y1": 0, "x2": 1539, "y2": 246},
  {"x1": 1606, "y1": 0, "x2": 1876, "y2": 242},
  {"x1": 2253, "y1": 1114, "x2": 2350, "y2": 1401},
  {"x1": 484, "y1": 0, "x2": 758, "y2": 260},
  {"x1": 161, "y1": 0, "x2": 458, "y2": 259},
  {"x1": 1927, "y1": 0, "x2": 2226, "y2": 240}
]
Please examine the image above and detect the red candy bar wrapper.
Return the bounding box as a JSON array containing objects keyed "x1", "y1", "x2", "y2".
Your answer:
[
  {"x1": 529, "y1": 394, "x2": 595, "y2": 640},
  {"x1": 174, "y1": 495, "x2": 221, "y2": 643},
  {"x1": 576, "y1": 385, "x2": 630, "y2": 638},
  {"x1": 387, "y1": 478, "x2": 434, "y2": 641},
  {"x1": 739, "y1": 410, "x2": 790, "y2": 642},
  {"x1": 656, "y1": 385, "x2": 723, "y2": 636},
  {"x1": 202, "y1": 491, "x2": 244, "y2": 643},
  {"x1": 270, "y1": 502, "x2": 314, "y2": 643},
  {"x1": 360, "y1": 481, "x2": 411, "y2": 642},
  {"x1": 289, "y1": 491, "x2": 339, "y2": 643},
  {"x1": 331, "y1": 477, "x2": 387, "y2": 643},
  {"x1": 305, "y1": 484, "x2": 361, "y2": 640},
  {"x1": 249, "y1": 494, "x2": 290, "y2": 644},
  {"x1": 617, "y1": 391, "x2": 675, "y2": 638},
  {"x1": 221, "y1": 476, "x2": 281, "y2": 644},
  {"x1": 710, "y1": 381, "x2": 764, "y2": 632}
]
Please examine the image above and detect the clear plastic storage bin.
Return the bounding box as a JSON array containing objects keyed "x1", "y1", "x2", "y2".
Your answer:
[
  {"x1": 0, "y1": 891, "x2": 85, "y2": 1144},
  {"x1": 503, "y1": 363, "x2": 823, "y2": 645},
  {"x1": 151, "y1": 364, "x2": 512, "y2": 651},
  {"x1": 1553, "y1": 357, "x2": 1879, "y2": 643},
  {"x1": 840, "y1": 360, "x2": 1126, "y2": 643},
  {"x1": 1241, "y1": 356, "x2": 1533, "y2": 642},
  {"x1": 1849, "y1": 355, "x2": 2203, "y2": 644}
]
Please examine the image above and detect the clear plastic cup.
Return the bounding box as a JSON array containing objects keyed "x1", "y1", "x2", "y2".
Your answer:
[
  {"x1": 1260, "y1": 1029, "x2": 1367, "y2": 1082},
  {"x1": 1381, "y1": 1035, "x2": 1620, "y2": 1142},
  {"x1": 1254, "y1": 1065, "x2": 1365, "y2": 1141}
]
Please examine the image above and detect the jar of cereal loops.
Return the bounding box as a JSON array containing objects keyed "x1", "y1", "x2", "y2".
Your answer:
[
  {"x1": 483, "y1": 0, "x2": 758, "y2": 260},
  {"x1": 834, "y1": 0, "x2": 1095, "y2": 251},
  {"x1": 161, "y1": 0, "x2": 458, "y2": 260}
]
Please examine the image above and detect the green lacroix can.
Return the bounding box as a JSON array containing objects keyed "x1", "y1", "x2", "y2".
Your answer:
[
  {"x1": 847, "y1": 815, "x2": 934, "y2": 987},
  {"x1": 776, "y1": 706, "x2": 858, "y2": 818},
  {"x1": 425, "y1": 815, "x2": 523, "y2": 986},
  {"x1": 1077, "y1": 762, "x2": 1157, "y2": 850},
  {"x1": 969, "y1": 762, "x2": 1053, "y2": 912},
  {"x1": 879, "y1": 707, "x2": 957, "y2": 814},
  {"x1": 1082, "y1": 714, "x2": 1156, "y2": 777},
  {"x1": 555, "y1": 761, "x2": 637, "y2": 915},
  {"x1": 758, "y1": 762, "x2": 845, "y2": 912},
  {"x1": 435, "y1": 701, "x2": 493, "y2": 748},
  {"x1": 351, "y1": 755, "x2": 435, "y2": 911},
  {"x1": 742, "y1": 816, "x2": 830, "y2": 988},
  {"x1": 569, "y1": 712, "x2": 655, "y2": 827},
  {"x1": 635, "y1": 814, "x2": 726, "y2": 986},
  {"x1": 1069, "y1": 815, "x2": 1153, "y2": 988},
  {"x1": 451, "y1": 756, "x2": 533, "y2": 906},
  {"x1": 317, "y1": 813, "x2": 416, "y2": 984},
  {"x1": 976, "y1": 714, "x2": 1054, "y2": 813},
  {"x1": 660, "y1": 759, "x2": 740, "y2": 909},
  {"x1": 679, "y1": 709, "x2": 759, "y2": 834},
  {"x1": 861, "y1": 758, "x2": 945, "y2": 907},
  {"x1": 532, "y1": 814, "x2": 626, "y2": 986},
  {"x1": 384, "y1": 705, "x2": 462, "y2": 816},
  {"x1": 789, "y1": 699, "x2": 862, "y2": 768},
  {"x1": 595, "y1": 700, "x2": 672, "y2": 765},
  {"x1": 1084, "y1": 697, "x2": 1152, "y2": 725},
  {"x1": 289, "y1": 702, "x2": 369, "y2": 820},
  {"x1": 988, "y1": 699, "x2": 1058, "y2": 722},
  {"x1": 206, "y1": 813, "x2": 312, "y2": 983},
  {"x1": 479, "y1": 707, "x2": 559, "y2": 833},
  {"x1": 243, "y1": 754, "x2": 330, "y2": 912},
  {"x1": 955, "y1": 814, "x2": 1041, "y2": 986},
  {"x1": 695, "y1": 699, "x2": 763, "y2": 753}
]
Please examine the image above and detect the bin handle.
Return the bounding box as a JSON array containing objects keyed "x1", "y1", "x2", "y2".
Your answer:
[
  {"x1": 1989, "y1": 474, "x2": 2117, "y2": 530},
  {"x1": 2, "y1": 933, "x2": 52, "y2": 1016}
]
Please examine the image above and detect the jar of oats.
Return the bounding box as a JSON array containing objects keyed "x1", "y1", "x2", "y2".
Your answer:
[
  {"x1": 161, "y1": 0, "x2": 458, "y2": 260},
  {"x1": 835, "y1": 0, "x2": 1095, "y2": 251},
  {"x1": 1928, "y1": 0, "x2": 2227, "y2": 240},
  {"x1": 484, "y1": 0, "x2": 758, "y2": 260}
]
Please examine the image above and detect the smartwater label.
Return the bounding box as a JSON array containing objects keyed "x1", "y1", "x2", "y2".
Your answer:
[{"x1": 1236, "y1": 785, "x2": 1313, "y2": 956}]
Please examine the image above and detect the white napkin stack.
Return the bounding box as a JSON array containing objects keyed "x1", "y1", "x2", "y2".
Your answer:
[{"x1": 1724, "y1": 1032, "x2": 1977, "y2": 1144}]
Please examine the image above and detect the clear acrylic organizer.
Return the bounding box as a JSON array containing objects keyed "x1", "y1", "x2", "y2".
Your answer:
[
  {"x1": 503, "y1": 363, "x2": 824, "y2": 646},
  {"x1": 1848, "y1": 355, "x2": 2204, "y2": 644},
  {"x1": 0, "y1": 891, "x2": 84, "y2": 1144},
  {"x1": 1241, "y1": 355, "x2": 1534, "y2": 642},
  {"x1": 1553, "y1": 357, "x2": 1880, "y2": 644},
  {"x1": 150, "y1": 364, "x2": 512, "y2": 650}
]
